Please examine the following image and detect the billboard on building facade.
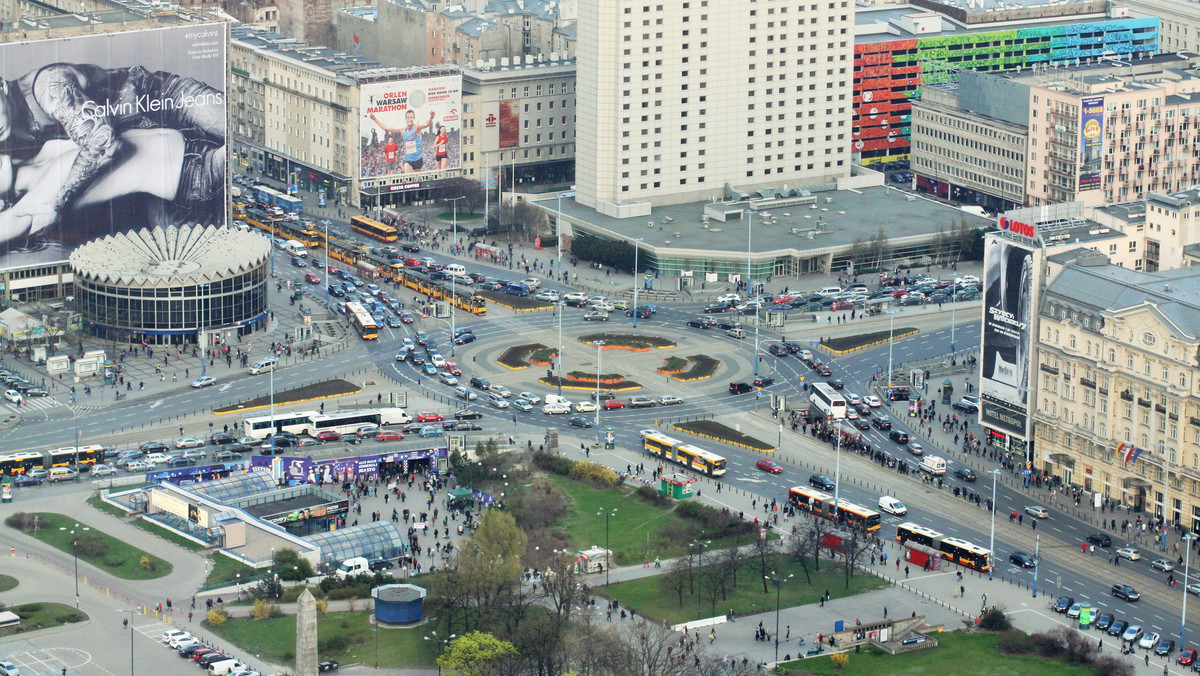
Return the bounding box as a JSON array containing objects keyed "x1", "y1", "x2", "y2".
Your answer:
[
  {"x1": 359, "y1": 74, "x2": 462, "y2": 180},
  {"x1": 497, "y1": 100, "x2": 520, "y2": 149},
  {"x1": 1079, "y1": 96, "x2": 1104, "y2": 191},
  {"x1": 0, "y1": 24, "x2": 228, "y2": 272},
  {"x1": 980, "y1": 237, "x2": 1035, "y2": 438}
]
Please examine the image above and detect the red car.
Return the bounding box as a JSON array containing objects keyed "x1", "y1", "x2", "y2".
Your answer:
[
  {"x1": 403, "y1": 256, "x2": 422, "y2": 267},
  {"x1": 602, "y1": 399, "x2": 626, "y2": 410},
  {"x1": 755, "y1": 459, "x2": 783, "y2": 474},
  {"x1": 416, "y1": 411, "x2": 444, "y2": 422},
  {"x1": 375, "y1": 431, "x2": 404, "y2": 442},
  {"x1": 305, "y1": 272, "x2": 321, "y2": 284},
  {"x1": 1180, "y1": 648, "x2": 1198, "y2": 666},
  {"x1": 443, "y1": 361, "x2": 462, "y2": 376},
  {"x1": 316, "y1": 430, "x2": 341, "y2": 442},
  {"x1": 400, "y1": 312, "x2": 415, "y2": 324}
]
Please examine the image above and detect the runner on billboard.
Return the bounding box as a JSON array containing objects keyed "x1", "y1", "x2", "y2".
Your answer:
[
  {"x1": 0, "y1": 128, "x2": 222, "y2": 243},
  {"x1": 0, "y1": 63, "x2": 225, "y2": 236},
  {"x1": 434, "y1": 125, "x2": 450, "y2": 170},
  {"x1": 383, "y1": 134, "x2": 399, "y2": 174},
  {"x1": 370, "y1": 109, "x2": 436, "y2": 174}
]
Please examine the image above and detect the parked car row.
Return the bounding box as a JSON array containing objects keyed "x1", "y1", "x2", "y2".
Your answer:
[{"x1": 160, "y1": 628, "x2": 259, "y2": 676}]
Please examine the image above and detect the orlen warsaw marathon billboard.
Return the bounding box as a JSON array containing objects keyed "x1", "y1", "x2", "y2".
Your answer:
[
  {"x1": 0, "y1": 24, "x2": 228, "y2": 271},
  {"x1": 979, "y1": 216, "x2": 1037, "y2": 439},
  {"x1": 359, "y1": 75, "x2": 462, "y2": 183}
]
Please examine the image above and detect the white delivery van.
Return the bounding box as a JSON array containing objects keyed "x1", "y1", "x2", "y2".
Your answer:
[
  {"x1": 444, "y1": 264, "x2": 467, "y2": 278},
  {"x1": 919, "y1": 456, "x2": 947, "y2": 476},
  {"x1": 283, "y1": 240, "x2": 307, "y2": 258},
  {"x1": 878, "y1": 496, "x2": 907, "y2": 516},
  {"x1": 726, "y1": 328, "x2": 747, "y2": 339},
  {"x1": 248, "y1": 357, "x2": 278, "y2": 375},
  {"x1": 209, "y1": 659, "x2": 249, "y2": 676},
  {"x1": 544, "y1": 394, "x2": 572, "y2": 408},
  {"x1": 335, "y1": 557, "x2": 370, "y2": 578},
  {"x1": 378, "y1": 407, "x2": 412, "y2": 425}
]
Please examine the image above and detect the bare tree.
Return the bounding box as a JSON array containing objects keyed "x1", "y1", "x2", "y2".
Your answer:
[
  {"x1": 660, "y1": 558, "x2": 692, "y2": 607},
  {"x1": 835, "y1": 525, "x2": 873, "y2": 590},
  {"x1": 752, "y1": 535, "x2": 779, "y2": 593},
  {"x1": 540, "y1": 552, "x2": 580, "y2": 621}
]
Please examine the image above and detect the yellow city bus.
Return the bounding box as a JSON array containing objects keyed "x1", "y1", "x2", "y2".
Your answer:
[
  {"x1": 350, "y1": 216, "x2": 399, "y2": 242},
  {"x1": 345, "y1": 301, "x2": 379, "y2": 340},
  {"x1": 643, "y1": 432, "x2": 727, "y2": 476}
]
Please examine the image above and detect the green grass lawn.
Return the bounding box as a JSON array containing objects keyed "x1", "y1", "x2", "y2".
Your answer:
[
  {"x1": 545, "y1": 474, "x2": 753, "y2": 565},
  {"x1": 604, "y1": 554, "x2": 887, "y2": 625},
  {"x1": 205, "y1": 553, "x2": 254, "y2": 588},
  {"x1": 0, "y1": 602, "x2": 87, "y2": 638},
  {"x1": 778, "y1": 631, "x2": 1097, "y2": 676},
  {"x1": 131, "y1": 518, "x2": 207, "y2": 552},
  {"x1": 0, "y1": 574, "x2": 17, "y2": 592},
  {"x1": 205, "y1": 610, "x2": 436, "y2": 668},
  {"x1": 21, "y1": 513, "x2": 172, "y2": 580}
]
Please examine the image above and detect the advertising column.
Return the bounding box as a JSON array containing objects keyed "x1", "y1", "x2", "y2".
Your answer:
[{"x1": 979, "y1": 234, "x2": 1035, "y2": 449}]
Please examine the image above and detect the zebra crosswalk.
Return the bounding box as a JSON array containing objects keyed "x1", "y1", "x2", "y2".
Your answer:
[{"x1": 0, "y1": 396, "x2": 95, "y2": 416}]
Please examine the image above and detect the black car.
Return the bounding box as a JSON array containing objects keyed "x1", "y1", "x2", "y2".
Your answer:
[
  {"x1": 401, "y1": 423, "x2": 425, "y2": 435},
  {"x1": 454, "y1": 333, "x2": 477, "y2": 345},
  {"x1": 1112, "y1": 583, "x2": 1139, "y2": 601},
  {"x1": 809, "y1": 474, "x2": 836, "y2": 491},
  {"x1": 627, "y1": 308, "x2": 653, "y2": 319},
  {"x1": 469, "y1": 377, "x2": 491, "y2": 390},
  {"x1": 888, "y1": 429, "x2": 910, "y2": 444},
  {"x1": 178, "y1": 644, "x2": 209, "y2": 657},
  {"x1": 260, "y1": 446, "x2": 287, "y2": 456},
  {"x1": 328, "y1": 285, "x2": 345, "y2": 298},
  {"x1": 568, "y1": 416, "x2": 593, "y2": 428},
  {"x1": 368, "y1": 559, "x2": 394, "y2": 571},
  {"x1": 729, "y1": 382, "x2": 753, "y2": 395},
  {"x1": 716, "y1": 320, "x2": 742, "y2": 331},
  {"x1": 1155, "y1": 639, "x2": 1176, "y2": 657},
  {"x1": 481, "y1": 281, "x2": 504, "y2": 291},
  {"x1": 1086, "y1": 533, "x2": 1112, "y2": 547},
  {"x1": 444, "y1": 421, "x2": 483, "y2": 431},
  {"x1": 828, "y1": 379, "x2": 845, "y2": 390},
  {"x1": 952, "y1": 400, "x2": 979, "y2": 413},
  {"x1": 198, "y1": 653, "x2": 231, "y2": 667},
  {"x1": 1052, "y1": 596, "x2": 1074, "y2": 613},
  {"x1": 590, "y1": 391, "x2": 616, "y2": 401},
  {"x1": 817, "y1": 365, "x2": 832, "y2": 376},
  {"x1": 340, "y1": 433, "x2": 362, "y2": 445},
  {"x1": 873, "y1": 417, "x2": 893, "y2": 431},
  {"x1": 1009, "y1": 551, "x2": 1035, "y2": 568},
  {"x1": 140, "y1": 441, "x2": 170, "y2": 454},
  {"x1": 401, "y1": 243, "x2": 421, "y2": 253},
  {"x1": 1094, "y1": 612, "x2": 1115, "y2": 631},
  {"x1": 687, "y1": 317, "x2": 714, "y2": 329},
  {"x1": 212, "y1": 449, "x2": 243, "y2": 462},
  {"x1": 267, "y1": 435, "x2": 297, "y2": 448},
  {"x1": 954, "y1": 468, "x2": 977, "y2": 482},
  {"x1": 753, "y1": 376, "x2": 775, "y2": 388},
  {"x1": 853, "y1": 418, "x2": 871, "y2": 430},
  {"x1": 454, "y1": 409, "x2": 483, "y2": 420},
  {"x1": 222, "y1": 443, "x2": 254, "y2": 455},
  {"x1": 1107, "y1": 620, "x2": 1128, "y2": 636},
  {"x1": 319, "y1": 660, "x2": 340, "y2": 672},
  {"x1": 209, "y1": 432, "x2": 236, "y2": 445},
  {"x1": 13, "y1": 474, "x2": 42, "y2": 487},
  {"x1": 768, "y1": 344, "x2": 788, "y2": 357},
  {"x1": 703, "y1": 303, "x2": 730, "y2": 313}
]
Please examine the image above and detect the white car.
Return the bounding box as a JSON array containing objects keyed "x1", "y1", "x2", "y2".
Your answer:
[
  {"x1": 575, "y1": 401, "x2": 598, "y2": 413},
  {"x1": 180, "y1": 449, "x2": 207, "y2": 460},
  {"x1": 658, "y1": 394, "x2": 683, "y2": 406},
  {"x1": 517, "y1": 392, "x2": 541, "y2": 405},
  {"x1": 173, "y1": 636, "x2": 202, "y2": 650},
  {"x1": 0, "y1": 660, "x2": 19, "y2": 676},
  {"x1": 489, "y1": 385, "x2": 512, "y2": 398},
  {"x1": 535, "y1": 291, "x2": 560, "y2": 302},
  {"x1": 3, "y1": 389, "x2": 22, "y2": 403},
  {"x1": 1151, "y1": 558, "x2": 1175, "y2": 572},
  {"x1": 125, "y1": 460, "x2": 152, "y2": 472},
  {"x1": 590, "y1": 301, "x2": 615, "y2": 312},
  {"x1": 162, "y1": 629, "x2": 188, "y2": 644},
  {"x1": 845, "y1": 408, "x2": 859, "y2": 420},
  {"x1": 878, "y1": 496, "x2": 907, "y2": 516},
  {"x1": 717, "y1": 293, "x2": 741, "y2": 303},
  {"x1": 90, "y1": 464, "x2": 117, "y2": 476},
  {"x1": 190, "y1": 376, "x2": 217, "y2": 388},
  {"x1": 175, "y1": 437, "x2": 204, "y2": 449},
  {"x1": 564, "y1": 291, "x2": 589, "y2": 302},
  {"x1": 167, "y1": 632, "x2": 195, "y2": 648},
  {"x1": 542, "y1": 403, "x2": 571, "y2": 415},
  {"x1": 144, "y1": 453, "x2": 171, "y2": 466},
  {"x1": 520, "y1": 278, "x2": 541, "y2": 289},
  {"x1": 1139, "y1": 632, "x2": 1160, "y2": 650},
  {"x1": 956, "y1": 275, "x2": 980, "y2": 285},
  {"x1": 437, "y1": 372, "x2": 459, "y2": 386},
  {"x1": 864, "y1": 395, "x2": 882, "y2": 407},
  {"x1": 429, "y1": 353, "x2": 446, "y2": 368},
  {"x1": 1024, "y1": 505, "x2": 1050, "y2": 519},
  {"x1": 845, "y1": 393, "x2": 862, "y2": 406},
  {"x1": 798, "y1": 349, "x2": 814, "y2": 361},
  {"x1": 1116, "y1": 547, "x2": 1141, "y2": 561}
]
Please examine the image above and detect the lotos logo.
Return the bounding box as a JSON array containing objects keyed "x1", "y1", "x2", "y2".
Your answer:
[{"x1": 999, "y1": 216, "x2": 1036, "y2": 238}]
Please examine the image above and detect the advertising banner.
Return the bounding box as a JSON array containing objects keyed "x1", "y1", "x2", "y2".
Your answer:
[
  {"x1": 359, "y1": 74, "x2": 462, "y2": 180},
  {"x1": 980, "y1": 237, "x2": 1034, "y2": 437},
  {"x1": 1079, "y1": 96, "x2": 1104, "y2": 191},
  {"x1": 498, "y1": 99, "x2": 520, "y2": 149},
  {"x1": 0, "y1": 24, "x2": 227, "y2": 271}
]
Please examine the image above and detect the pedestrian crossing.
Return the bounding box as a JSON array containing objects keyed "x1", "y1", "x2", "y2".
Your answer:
[{"x1": 0, "y1": 396, "x2": 98, "y2": 416}]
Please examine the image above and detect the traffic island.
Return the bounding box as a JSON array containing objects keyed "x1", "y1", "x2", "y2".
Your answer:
[
  {"x1": 673, "y1": 420, "x2": 775, "y2": 451},
  {"x1": 0, "y1": 602, "x2": 88, "y2": 637},
  {"x1": 538, "y1": 375, "x2": 643, "y2": 391},
  {"x1": 496, "y1": 343, "x2": 556, "y2": 369},
  {"x1": 213, "y1": 379, "x2": 361, "y2": 414},
  {"x1": 820, "y1": 328, "x2": 919, "y2": 354},
  {"x1": 476, "y1": 290, "x2": 554, "y2": 311},
  {"x1": 579, "y1": 333, "x2": 676, "y2": 350},
  {"x1": 0, "y1": 573, "x2": 17, "y2": 592},
  {"x1": 5, "y1": 512, "x2": 173, "y2": 580},
  {"x1": 668, "y1": 355, "x2": 721, "y2": 382}
]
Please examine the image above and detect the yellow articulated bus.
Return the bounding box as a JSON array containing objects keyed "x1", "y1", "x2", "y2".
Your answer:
[{"x1": 643, "y1": 432, "x2": 727, "y2": 476}]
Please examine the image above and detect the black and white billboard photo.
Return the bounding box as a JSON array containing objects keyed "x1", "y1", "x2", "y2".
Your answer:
[
  {"x1": 980, "y1": 237, "x2": 1034, "y2": 438},
  {"x1": 0, "y1": 24, "x2": 227, "y2": 270}
]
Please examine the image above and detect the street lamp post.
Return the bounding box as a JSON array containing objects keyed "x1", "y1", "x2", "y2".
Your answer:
[
  {"x1": 594, "y1": 340, "x2": 604, "y2": 440},
  {"x1": 832, "y1": 421, "x2": 844, "y2": 519},
  {"x1": 199, "y1": 282, "x2": 209, "y2": 379},
  {"x1": 446, "y1": 196, "x2": 465, "y2": 357},
  {"x1": 988, "y1": 468, "x2": 1001, "y2": 580},
  {"x1": 886, "y1": 309, "x2": 897, "y2": 390},
  {"x1": 631, "y1": 237, "x2": 645, "y2": 328},
  {"x1": 423, "y1": 631, "x2": 456, "y2": 676},
  {"x1": 1160, "y1": 441, "x2": 1176, "y2": 552},
  {"x1": 1031, "y1": 533, "x2": 1040, "y2": 598},
  {"x1": 748, "y1": 213, "x2": 760, "y2": 377},
  {"x1": 690, "y1": 539, "x2": 710, "y2": 613},
  {"x1": 118, "y1": 609, "x2": 136, "y2": 676},
  {"x1": 1183, "y1": 533, "x2": 1196, "y2": 649},
  {"x1": 765, "y1": 571, "x2": 793, "y2": 665},
  {"x1": 598, "y1": 508, "x2": 617, "y2": 586},
  {"x1": 556, "y1": 301, "x2": 564, "y2": 397},
  {"x1": 60, "y1": 523, "x2": 89, "y2": 608}
]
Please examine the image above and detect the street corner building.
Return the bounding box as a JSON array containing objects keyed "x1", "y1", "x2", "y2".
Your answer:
[{"x1": 69, "y1": 224, "x2": 270, "y2": 344}]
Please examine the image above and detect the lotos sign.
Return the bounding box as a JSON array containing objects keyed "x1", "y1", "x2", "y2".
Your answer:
[{"x1": 998, "y1": 216, "x2": 1036, "y2": 239}]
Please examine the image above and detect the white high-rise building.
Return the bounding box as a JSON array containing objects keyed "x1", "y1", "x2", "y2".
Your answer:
[{"x1": 575, "y1": 0, "x2": 854, "y2": 215}]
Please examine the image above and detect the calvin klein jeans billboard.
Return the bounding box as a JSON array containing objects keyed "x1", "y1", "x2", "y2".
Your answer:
[
  {"x1": 0, "y1": 24, "x2": 228, "y2": 271},
  {"x1": 980, "y1": 237, "x2": 1034, "y2": 437}
]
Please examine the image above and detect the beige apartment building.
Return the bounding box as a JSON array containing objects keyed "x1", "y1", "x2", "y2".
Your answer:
[
  {"x1": 575, "y1": 0, "x2": 855, "y2": 215},
  {"x1": 1116, "y1": 0, "x2": 1200, "y2": 53},
  {"x1": 1091, "y1": 187, "x2": 1200, "y2": 272},
  {"x1": 1032, "y1": 255, "x2": 1200, "y2": 525}
]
